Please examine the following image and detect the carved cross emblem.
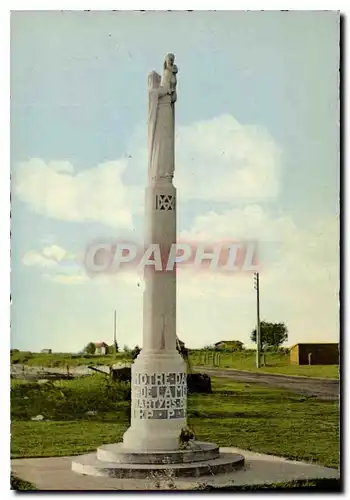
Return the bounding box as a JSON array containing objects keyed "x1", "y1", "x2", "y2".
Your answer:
[{"x1": 156, "y1": 194, "x2": 175, "y2": 211}]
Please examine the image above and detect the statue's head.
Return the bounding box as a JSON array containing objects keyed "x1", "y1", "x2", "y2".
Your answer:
[
  {"x1": 148, "y1": 71, "x2": 161, "y2": 90},
  {"x1": 164, "y1": 53, "x2": 175, "y2": 69}
]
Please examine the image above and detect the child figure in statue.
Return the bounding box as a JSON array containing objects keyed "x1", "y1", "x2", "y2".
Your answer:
[{"x1": 162, "y1": 53, "x2": 178, "y2": 103}]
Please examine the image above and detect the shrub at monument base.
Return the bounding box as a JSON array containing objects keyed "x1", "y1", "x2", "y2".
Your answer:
[
  {"x1": 187, "y1": 374, "x2": 212, "y2": 394},
  {"x1": 110, "y1": 367, "x2": 132, "y2": 382}
]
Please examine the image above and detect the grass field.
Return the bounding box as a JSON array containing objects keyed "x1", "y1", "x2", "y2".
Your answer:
[
  {"x1": 10, "y1": 474, "x2": 37, "y2": 491},
  {"x1": 10, "y1": 350, "x2": 129, "y2": 367},
  {"x1": 190, "y1": 351, "x2": 339, "y2": 379},
  {"x1": 11, "y1": 375, "x2": 340, "y2": 469},
  {"x1": 11, "y1": 350, "x2": 339, "y2": 379}
]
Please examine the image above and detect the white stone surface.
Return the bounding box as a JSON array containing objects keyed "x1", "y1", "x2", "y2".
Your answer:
[
  {"x1": 123, "y1": 352, "x2": 186, "y2": 451},
  {"x1": 71, "y1": 450, "x2": 244, "y2": 478},
  {"x1": 122, "y1": 54, "x2": 186, "y2": 452},
  {"x1": 148, "y1": 53, "x2": 177, "y2": 182}
]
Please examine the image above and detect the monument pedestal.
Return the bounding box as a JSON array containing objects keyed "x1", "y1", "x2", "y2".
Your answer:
[{"x1": 122, "y1": 351, "x2": 187, "y2": 451}]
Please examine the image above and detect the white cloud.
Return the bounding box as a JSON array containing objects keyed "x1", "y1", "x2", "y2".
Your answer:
[
  {"x1": 14, "y1": 158, "x2": 138, "y2": 229},
  {"x1": 175, "y1": 114, "x2": 281, "y2": 203},
  {"x1": 180, "y1": 204, "x2": 297, "y2": 242},
  {"x1": 127, "y1": 114, "x2": 281, "y2": 203},
  {"x1": 48, "y1": 160, "x2": 75, "y2": 174},
  {"x1": 22, "y1": 245, "x2": 89, "y2": 285},
  {"x1": 43, "y1": 273, "x2": 88, "y2": 285},
  {"x1": 14, "y1": 114, "x2": 281, "y2": 229},
  {"x1": 42, "y1": 244, "x2": 67, "y2": 262},
  {"x1": 22, "y1": 251, "x2": 58, "y2": 268},
  {"x1": 22, "y1": 245, "x2": 74, "y2": 268}
]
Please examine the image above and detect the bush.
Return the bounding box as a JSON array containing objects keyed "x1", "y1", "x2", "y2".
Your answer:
[
  {"x1": 187, "y1": 374, "x2": 212, "y2": 394},
  {"x1": 10, "y1": 351, "x2": 33, "y2": 365},
  {"x1": 11, "y1": 375, "x2": 131, "y2": 421},
  {"x1": 110, "y1": 367, "x2": 131, "y2": 382}
]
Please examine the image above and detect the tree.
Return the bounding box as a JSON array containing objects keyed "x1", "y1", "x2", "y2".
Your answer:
[
  {"x1": 84, "y1": 342, "x2": 96, "y2": 355},
  {"x1": 251, "y1": 321, "x2": 288, "y2": 349}
]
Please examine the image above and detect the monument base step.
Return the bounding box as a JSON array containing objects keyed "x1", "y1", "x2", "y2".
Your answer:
[
  {"x1": 96, "y1": 441, "x2": 219, "y2": 464},
  {"x1": 71, "y1": 450, "x2": 245, "y2": 479}
]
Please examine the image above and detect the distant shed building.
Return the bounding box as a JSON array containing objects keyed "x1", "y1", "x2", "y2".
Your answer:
[
  {"x1": 214, "y1": 340, "x2": 244, "y2": 351},
  {"x1": 94, "y1": 342, "x2": 108, "y2": 355},
  {"x1": 41, "y1": 349, "x2": 52, "y2": 354},
  {"x1": 290, "y1": 343, "x2": 338, "y2": 365}
]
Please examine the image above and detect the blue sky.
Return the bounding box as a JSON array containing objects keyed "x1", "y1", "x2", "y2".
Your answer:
[{"x1": 11, "y1": 11, "x2": 339, "y2": 352}]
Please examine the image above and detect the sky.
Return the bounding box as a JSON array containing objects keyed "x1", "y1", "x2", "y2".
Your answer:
[{"x1": 10, "y1": 10, "x2": 340, "y2": 352}]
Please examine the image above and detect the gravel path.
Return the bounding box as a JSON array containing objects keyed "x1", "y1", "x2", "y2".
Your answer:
[{"x1": 194, "y1": 367, "x2": 339, "y2": 400}]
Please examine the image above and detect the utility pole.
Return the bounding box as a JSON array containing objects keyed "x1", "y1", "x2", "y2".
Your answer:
[
  {"x1": 113, "y1": 310, "x2": 117, "y2": 358},
  {"x1": 254, "y1": 272, "x2": 261, "y2": 368}
]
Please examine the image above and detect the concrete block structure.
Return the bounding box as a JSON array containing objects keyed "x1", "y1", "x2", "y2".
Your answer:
[{"x1": 290, "y1": 343, "x2": 339, "y2": 365}]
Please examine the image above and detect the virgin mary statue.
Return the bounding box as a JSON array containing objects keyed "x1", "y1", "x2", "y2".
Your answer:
[{"x1": 148, "y1": 68, "x2": 176, "y2": 182}]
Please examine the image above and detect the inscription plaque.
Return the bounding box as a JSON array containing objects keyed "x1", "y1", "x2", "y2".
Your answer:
[{"x1": 132, "y1": 372, "x2": 187, "y2": 420}]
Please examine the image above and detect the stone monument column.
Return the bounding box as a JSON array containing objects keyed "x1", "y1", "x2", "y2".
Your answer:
[
  {"x1": 123, "y1": 54, "x2": 187, "y2": 451},
  {"x1": 72, "y1": 55, "x2": 245, "y2": 480}
]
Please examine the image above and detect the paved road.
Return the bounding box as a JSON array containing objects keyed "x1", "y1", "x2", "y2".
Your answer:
[{"x1": 194, "y1": 367, "x2": 339, "y2": 400}]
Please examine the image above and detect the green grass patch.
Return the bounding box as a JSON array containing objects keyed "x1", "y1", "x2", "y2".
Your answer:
[
  {"x1": 10, "y1": 474, "x2": 37, "y2": 490},
  {"x1": 11, "y1": 374, "x2": 130, "y2": 421},
  {"x1": 11, "y1": 375, "x2": 339, "y2": 469},
  {"x1": 11, "y1": 351, "x2": 130, "y2": 367},
  {"x1": 190, "y1": 350, "x2": 339, "y2": 379},
  {"x1": 188, "y1": 377, "x2": 339, "y2": 468},
  {"x1": 197, "y1": 479, "x2": 341, "y2": 491}
]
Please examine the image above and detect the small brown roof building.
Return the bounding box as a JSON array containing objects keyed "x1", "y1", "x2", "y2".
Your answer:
[{"x1": 94, "y1": 342, "x2": 108, "y2": 355}]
